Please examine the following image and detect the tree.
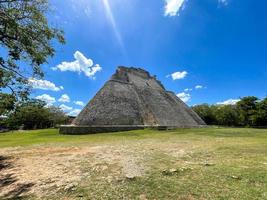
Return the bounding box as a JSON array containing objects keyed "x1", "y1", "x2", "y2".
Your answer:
[
  {"x1": 214, "y1": 105, "x2": 240, "y2": 126},
  {"x1": 236, "y1": 96, "x2": 258, "y2": 126},
  {"x1": 4, "y1": 99, "x2": 68, "y2": 130},
  {"x1": 0, "y1": 92, "x2": 15, "y2": 115},
  {"x1": 193, "y1": 96, "x2": 267, "y2": 127},
  {"x1": 6, "y1": 99, "x2": 49, "y2": 129},
  {"x1": 0, "y1": 0, "x2": 65, "y2": 103},
  {"x1": 47, "y1": 106, "x2": 68, "y2": 127},
  {"x1": 252, "y1": 98, "x2": 267, "y2": 126},
  {"x1": 192, "y1": 104, "x2": 217, "y2": 125}
]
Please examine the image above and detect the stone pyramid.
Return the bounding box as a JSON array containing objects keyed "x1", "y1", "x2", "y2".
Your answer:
[{"x1": 60, "y1": 67, "x2": 205, "y2": 134}]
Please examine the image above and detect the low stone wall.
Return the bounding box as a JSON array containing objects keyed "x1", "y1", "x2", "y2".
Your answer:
[
  {"x1": 59, "y1": 125, "x2": 145, "y2": 135},
  {"x1": 59, "y1": 125, "x2": 206, "y2": 135}
]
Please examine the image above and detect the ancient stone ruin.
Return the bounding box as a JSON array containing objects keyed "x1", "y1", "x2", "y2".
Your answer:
[{"x1": 60, "y1": 66, "x2": 205, "y2": 134}]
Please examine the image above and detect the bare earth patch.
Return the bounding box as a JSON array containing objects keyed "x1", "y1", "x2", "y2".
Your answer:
[{"x1": 0, "y1": 141, "x2": 190, "y2": 199}]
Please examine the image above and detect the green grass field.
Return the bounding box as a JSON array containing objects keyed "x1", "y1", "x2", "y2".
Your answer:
[{"x1": 0, "y1": 128, "x2": 267, "y2": 199}]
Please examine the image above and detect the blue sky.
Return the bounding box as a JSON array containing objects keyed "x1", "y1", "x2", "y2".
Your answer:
[{"x1": 27, "y1": 0, "x2": 267, "y2": 116}]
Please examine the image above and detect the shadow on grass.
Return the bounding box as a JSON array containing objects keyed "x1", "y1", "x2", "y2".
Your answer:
[{"x1": 0, "y1": 155, "x2": 34, "y2": 200}]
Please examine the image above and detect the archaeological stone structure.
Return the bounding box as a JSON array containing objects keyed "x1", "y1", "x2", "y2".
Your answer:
[{"x1": 60, "y1": 66, "x2": 206, "y2": 134}]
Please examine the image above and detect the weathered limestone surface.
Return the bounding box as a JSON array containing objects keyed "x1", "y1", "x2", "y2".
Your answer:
[
  {"x1": 60, "y1": 125, "x2": 145, "y2": 135},
  {"x1": 70, "y1": 66, "x2": 205, "y2": 130}
]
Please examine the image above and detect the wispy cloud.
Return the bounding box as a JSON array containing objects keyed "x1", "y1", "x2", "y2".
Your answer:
[
  {"x1": 102, "y1": 0, "x2": 125, "y2": 51},
  {"x1": 74, "y1": 101, "x2": 85, "y2": 106},
  {"x1": 164, "y1": 0, "x2": 186, "y2": 17},
  {"x1": 167, "y1": 71, "x2": 188, "y2": 80},
  {"x1": 58, "y1": 94, "x2": 70, "y2": 103},
  {"x1": 217, "y1": 99, "x2": 240, "y2": 105},
  {"x1": 28, "y1": 78, "x2": 63, "y2": 92},
  {"x1": 177, "y1": 92, "x2": 191, "y2": 103},
  {"x1": 195, "y1": 85, "x2": 203, "y2": 90},
  {"x1": 35, "y1": 94, "x2": 56, "y2": 106},
  {"x1": 184, "y1": 88, "x2": 192, "y2": 92},
  {"x1": 164, "y1": 0, "x2": 228, "y2": 17},
  {"x1": 218, "y1": 0, "x2": 228, "y2": 6},
  {"x1": 68, "y1": 109, "x2": 82, "y2": 116},
  {"x1": 59, "y1": 104, "x2": 73, "y2": 111}
]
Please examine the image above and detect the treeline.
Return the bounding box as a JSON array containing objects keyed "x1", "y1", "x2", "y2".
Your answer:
[
  {"x1": 192, "y1": 96, "x2": 267, "y2": 127},
  {"x1": 0, "y1": 97, "x2": 69, "y2": 130},
  {"x1": 1, "y1": 95, "x2": 266, "y2": 130}
]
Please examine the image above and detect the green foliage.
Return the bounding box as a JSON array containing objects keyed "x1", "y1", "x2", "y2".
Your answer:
[
  {"x1": 236, "y1": 96, "x2": 259, "y2": 126},
  {"x1": 0, "y1": 92, "x2": 15, "y2": 115},
  {"x1": 253, "y1": 98, "x2": 267, "y2": 126},
  {"x1": 47, "y1": 106, "x2": 69, "y2": 127},
  {"x1": 0, "y1": 0, "x2": 65, "y2": 101},
  {"x1": 214, "y1": 105, "x2": 240, "y2": 126},
  {"x1": 191, "y1": 104, "x2": 217, "y2": 125},
  {"x1": 2, "y1": 99, "x2": 68, "y2": 130},
  {"x1": 193, "y1": 96, "x2": 267, "y2": 127}
]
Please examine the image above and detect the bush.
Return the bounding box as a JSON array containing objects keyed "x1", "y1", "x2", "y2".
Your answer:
[
  {"x1": 3, "y1": 99, "x2": 68, "y2": 130},
  {"x1": 192, "y1": 96, "x2": 267, "y2": 127}
]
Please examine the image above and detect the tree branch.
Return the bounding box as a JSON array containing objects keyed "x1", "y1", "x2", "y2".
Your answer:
[{"x1": 0, "y1": 61, "x2": 26, "y2": 79}]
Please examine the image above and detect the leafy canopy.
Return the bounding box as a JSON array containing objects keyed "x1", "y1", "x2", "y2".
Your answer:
[
  {"x1": 193, "y1": 96, "x2": 267, "y2": 127},
  {"x1": 0, "y1": 0, "x2": 65, "y2": 104},
  {"x1": 1, "y1": 99, "x2": 68, "y2": 130}
]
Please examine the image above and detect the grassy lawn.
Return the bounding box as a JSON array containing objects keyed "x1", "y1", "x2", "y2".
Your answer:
[{"x1": 0, "y1": 127, "x2": 266, "y2": 199}]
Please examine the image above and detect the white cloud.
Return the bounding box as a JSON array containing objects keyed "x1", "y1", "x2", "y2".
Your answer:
[
  {"x1": 164, "y1": 0, "x2": 228, "y2": 17},
  {"x1": 168, "y1": 71, "x2": 188, "y2": 80},
  {"x1": 184, "y1": 88, "x2": 192, "y2": 92},
  {"x1": 176, "y1": 92, "x2": 191, "y2": 103},
  {"x1": 217, "y1": 99, "x2": 240, "y2": 105},
  {"x1": 195, "y1": 85, "x2": 203, "y2": 90},
  {"x1": 218, "y1": 0, "x2": 228, "y2": 6},
  {"x1": 28, "y1": 78, "x2": 63, "y2": 92},
  {"x1": 59, "y1": 104, "x2": 73, "y2": 111},
  {"x1": 35, "y1": 94, "x2": 56, "y2": 106},
  {"x1": 164, "y1": 0, "x2": 186, "y2": 17},
  {"x1": 52, "y1": 51, "x2": 102, "y2": 79},
  {"x1": 58, "y1": 94, "x2": 70, "y2": 103},
  {"x1": 74, "y1": 101, "x2": 85, "y2": 106},
  {"x1": 68, "y1": 109, "x2": 81, "y2": 116}
]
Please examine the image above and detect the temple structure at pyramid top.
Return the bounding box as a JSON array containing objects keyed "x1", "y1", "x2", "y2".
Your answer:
[{"x1": 60, "y1": 66, "x2": 205, "y2": 134}]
